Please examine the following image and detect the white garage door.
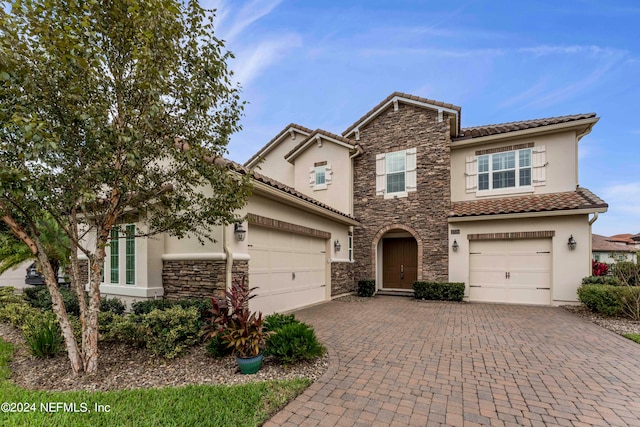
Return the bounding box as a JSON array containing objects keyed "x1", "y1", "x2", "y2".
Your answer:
[
  {"x1": 469, "y1": 239, "x2": 551, "y2": 305},
  {"x1": 248, "y1": 226, "x2": 327, "y2": 314}
]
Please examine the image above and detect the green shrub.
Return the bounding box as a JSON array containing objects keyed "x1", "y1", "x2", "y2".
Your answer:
[
  {"x1": 205, "y1": 332, "x2": 233, "y2": 358},
  {"x1": 100, "y1": 297, "x2": 126, "y2": 315},
  {"x1": 581, "y1": 275, "x2": 621, "y2": 286},
  {"x1": 0, "y1": 302, "x2": 41, "y2": 327},
  {"x1": 612, "y1": 261, "x2": 640, "y2": 286},
  {"x1": 357, "y1": 280, "x2": 376, "y2": 297},
  {"x1": 131, "y1": 299, "x2": 176, "y2": 315},
  {"x1": 413, "y1": 282, "x2": 465, "y2": 301},
  {"x1": 263, "y1": 313, "x2": 299, "y2": 332},
  {"x1": 616, "y1": 286, "x2": 640, "y2": 321},
  {"x1": 0, "y1": 287, "x2": 25, "y2": 306},
  {"x1": 22, "y1": 311, "x2": 64, "y2": 358},
  {"x1": 265, "y1": 322, "x2": 325, "y2": 365},
  {"x1": 131, "y1": 298, "x2": 211, "y2": 321},
  {"x1": 141, "y1": 306, "x2": 201, "y2": 358},
  {"x1": 105, "y1": 313, "x2": 146, "y2": 347},
  {"x1": 23, "y1": 286, "x2": 80, "y2": 316},
  {"x1": 577, "y1": 285, "x2": 622, "y2": 316}
]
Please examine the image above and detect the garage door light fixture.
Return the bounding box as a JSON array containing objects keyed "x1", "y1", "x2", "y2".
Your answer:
[
  {"x1": 234, "y1": 223, "x2": 246, "y2": 241},
  {"x1": 452, "y1": 239, "x2": 459, "y2": 252},
  {"x1": 334, "y1": 240, "x2": 341, "y2": 252},
  {"x1": 567, "y1": 235, "x2": 576, "y2": 250}
]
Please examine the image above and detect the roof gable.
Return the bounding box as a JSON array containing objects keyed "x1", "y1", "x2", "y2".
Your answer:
[
  {"x1": 285, "y1": 129, "x2": 356, "y2": 163},
  {"x1": 342, "y1": 92, "x2": 461, "y2": 139},
  {"x1": 244, "y1": 123, "x2": 312, "y2": 168}
]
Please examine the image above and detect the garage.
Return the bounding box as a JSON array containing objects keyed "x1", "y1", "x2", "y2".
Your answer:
[
  {"x1": 248, "y1": 225, "x2": 328, "y2": 314},
  {"x1": 469, "y1": 239, "x2": 551, "y2": 305}
]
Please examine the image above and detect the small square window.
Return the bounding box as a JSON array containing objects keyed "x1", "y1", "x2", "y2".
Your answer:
[{"x1": 315, "y1": 166, "x2": 326, "y2": 185}]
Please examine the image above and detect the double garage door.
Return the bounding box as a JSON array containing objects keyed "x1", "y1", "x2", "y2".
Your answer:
[
  {"x1": 248, "y1": 226, "x2": 327, "y2": 314},
  {"x1": 469, "y1": 239, "x2": 551, "y2": 305}
]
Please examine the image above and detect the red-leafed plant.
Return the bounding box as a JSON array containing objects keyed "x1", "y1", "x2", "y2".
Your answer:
[
  {"x1": 205, "y1": 276, "x2": 267, "y2": 358},
  {"x1": 592, "y1": 260, "x2": 610, "y2": 276}
]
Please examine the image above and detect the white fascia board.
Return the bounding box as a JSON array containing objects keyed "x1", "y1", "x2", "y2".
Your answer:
[
  {"x1": 286, "y1": 134, "x2": 355, "y2": 163},
  {"x1": 246, "y1": 127, "x2": 311, "y2": 168},
  {"x1": 451, "y1": 117, "x2": 599, "y2": 150},
  {"x1": 252, "y1": 181, "x2": 360, "y2": 226},
  {"x1": 344, "y1": 95, "x2": 460, "y2": 138},
  {"x1": 447, "y1": 206, "x2": 608, "y2": 223}
]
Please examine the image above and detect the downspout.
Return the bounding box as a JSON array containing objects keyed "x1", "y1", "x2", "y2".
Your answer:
[
  {"x1": 588, "y1": 212, "x2": 599, "y2": 267},
  {"x1": 223, "y1": 224, "x2": 233, "y2": 290}
]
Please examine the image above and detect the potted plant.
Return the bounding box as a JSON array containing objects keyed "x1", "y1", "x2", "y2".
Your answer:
[{"x1": 205, "y1": 276, "x2": 267, "y2": 374}]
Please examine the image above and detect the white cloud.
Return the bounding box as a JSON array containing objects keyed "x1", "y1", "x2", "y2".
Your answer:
[
  {"x1": 359, "y1": 47, "x2": 505, "y2": 59},
  {"x1": 232, "y1": 34, "x2": 302, "y2": 87},
  {"x1": 223, "y1": 0, "x2": 283, "y2": 42}
]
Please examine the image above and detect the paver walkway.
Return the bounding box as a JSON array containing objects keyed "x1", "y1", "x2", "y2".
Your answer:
[{"x1": 265, "y1": 297, "x2": 640, "y2": 427}]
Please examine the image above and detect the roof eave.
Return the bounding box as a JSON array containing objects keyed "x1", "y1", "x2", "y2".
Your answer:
[
  {"x1": 451, "y1": 117, "x2": 600, "y2": 149},
  {"x1": 244, "y1": 125, "x2": 311, "y2": 168},
  {"x1": 285, "y1": 133, "x2": 356, "y2": 163},
  {"x1": 251, "y1": 180, "x2": 359, "y2": 226},
  {"x1": 448, "y1": 205, "x2": 608, "y2": 222}
]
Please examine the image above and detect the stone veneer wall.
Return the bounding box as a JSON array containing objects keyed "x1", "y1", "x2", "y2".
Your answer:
[
  {"x1": 162, "y1": 259, "x2": 249, "y2": 300},
  {"x1": 352, "y1": 103, "x2": 450, "y2": 284},
  {"x1": 77, "y1": 260, "x2": 89, "y2": 285},
  {"x1": 331, "y1": 262, "x2": 356, "y2": 296}
]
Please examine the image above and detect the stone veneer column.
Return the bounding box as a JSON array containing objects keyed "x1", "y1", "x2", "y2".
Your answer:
[
  {"x1": 331, "y1": 262, "x2": 356, "y2": 296},
  {"x1": 162, "y1": 259, "x2": 249, "y2": 300},
  {"x1": 352, "y1": 103, "x2": 450, "y2": 284}
]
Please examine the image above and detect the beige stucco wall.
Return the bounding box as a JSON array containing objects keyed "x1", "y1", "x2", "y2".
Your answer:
[
  {"x1": 240, "y1": 193, "x2": 352, "y2": 263},
  {"x1": 292, "y1": 140, "x2": 353, "y2": 215},
  {"x1": 448, "y1": 214, "x2": 591, "y2": 304},
  {"x1": 251, "y1": 132, "x2": 302, "y2": 187},
  {"x1": 451, "y1": 130, "x2": 579, "y2": 202}
]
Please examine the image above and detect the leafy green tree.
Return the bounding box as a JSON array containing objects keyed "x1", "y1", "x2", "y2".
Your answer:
[
  {"x1": 0, "y1": 0, "x2": 251, "y2": 373},
  {"x1": 0, "y1": 216, "x2": 70, "y2": 276}
]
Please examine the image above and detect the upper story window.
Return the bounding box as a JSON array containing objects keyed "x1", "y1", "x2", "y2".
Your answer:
[
  {"x1": 309, "y1": 162, "x2": 331, "y2": 190},
  {"x1": 466, "y1": 145, "x2": 546, "y2": 195},
  {"x1": 376, "y1": 148, "x2": 417, "y2": 198},
  {"x1": 478, "y1": 148, "x2": 531, "y2": 191}
]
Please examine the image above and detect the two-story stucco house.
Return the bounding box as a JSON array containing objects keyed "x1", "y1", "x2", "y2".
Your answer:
[{"x1": 91, "y1": 92, "x2": 607, "y2": 313}]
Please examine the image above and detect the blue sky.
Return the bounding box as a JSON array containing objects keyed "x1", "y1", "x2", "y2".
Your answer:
[{"x1": 205, "y1": 0, "x2": 640, "y2": 237}]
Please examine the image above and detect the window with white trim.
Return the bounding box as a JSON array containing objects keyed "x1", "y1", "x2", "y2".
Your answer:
[
  {"x1": 375, "y1": 148, "x2": 417, "y2": 198},
  {"x1": 309, "y1": 162, "x2": 331, "y2": 190},
  {"x1": 106, "y1": 224, "x2": 136, "y2": 285},
  {"x1": 478, "y1": 148, "x2": 531, "y2": 191}
]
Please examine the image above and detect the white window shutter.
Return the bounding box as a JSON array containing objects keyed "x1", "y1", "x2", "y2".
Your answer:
[
  {"x1": 375, "y1": 153, "x2": 386, "y2": 196},
  {"x1": 309, "y1": 167, "x2": 315, "y2": 187},
  {"x1": 406, "y1": 148, "x2": 417, "y2": 192},
  {"x1": 532, "y1": 145, "x2": 546, "y2": 186},
  {"x1": 325, "y1": 164, "x2": 332, "y2": 184},
  {"x1": 465, "y1": 156, "x2": 477, "y2": 193}
]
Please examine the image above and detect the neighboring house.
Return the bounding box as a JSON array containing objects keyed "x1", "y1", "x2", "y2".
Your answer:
[
  {"x1": 90, "y1": 92, "x2": 607, "y2": 310},
  {"x1": 592, "y1": 233, "x2": 638, "y2": 263}
]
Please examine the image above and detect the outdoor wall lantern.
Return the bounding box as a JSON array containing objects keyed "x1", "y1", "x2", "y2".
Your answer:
[
  {"x1": 452, "y1": 239, "x2": 459, "y2": 252},
  {"x1": 567, "y1": 235, "x2": 577, "y2": 250},
  {"x1": 234, "y1": 223, "x2": 246, "y2": 242},
  {"x1": 334, "y1": 240, "x2": 341, "y2": 252}
]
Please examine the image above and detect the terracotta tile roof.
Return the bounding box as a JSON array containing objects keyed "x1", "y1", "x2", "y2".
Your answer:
[
  {"x1": 457, "y1": 113, "x2": 597, "y2": 139},
  {"x1": 214, "y1": 158, "x2": 356, "y2": 222},
  {"x1": 592, "y1": 234, "x2": 638, "y2": 252},
  {"x1": 608, "y1": 234, "x2": 636, "y2": 244},
  {"x1": 450, "y1": 188, "x2": 608, "y2": 218},
  {"x1": 243, "y1": 123, "x2": 313, "y2": 167},
  {"x1": 342, "y1": 92, "x2": 461, "y2": 137},
  {"x1": 285, "y1": 129, "x2": 356, "y2": 160}
]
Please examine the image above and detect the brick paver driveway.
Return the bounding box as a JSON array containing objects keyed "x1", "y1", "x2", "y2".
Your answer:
[{"x1": 266, "y1": 296, "x2": 640, "y2": 427}]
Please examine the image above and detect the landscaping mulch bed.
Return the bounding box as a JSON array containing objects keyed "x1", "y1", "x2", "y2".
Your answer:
[
  {"x1": 562, "y1": 304, "x2": 640, "y2": 335},
  {"x1": 0, "y1": 323, "x2": 328, "y2": 392}
]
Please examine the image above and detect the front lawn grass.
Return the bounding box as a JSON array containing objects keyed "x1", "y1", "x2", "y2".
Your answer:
[
  {"x1": 0, "y1": 338, "x2": 309, "y2": 427},
  {"x1": 623, "y1": 333, "x2": 640, "y2": 344}
]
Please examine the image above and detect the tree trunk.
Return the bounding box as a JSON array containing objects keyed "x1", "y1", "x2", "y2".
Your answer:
[
  {"x1": 82, "y1": 256, "x2": 103, "y2": 373},
  {"x1": 36, "y1": 248, "x2": 84, "y2": 374}
]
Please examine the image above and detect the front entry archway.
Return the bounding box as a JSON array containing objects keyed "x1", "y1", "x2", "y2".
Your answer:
[{"x1": 382, "y1": 236, "x2": 418, "y2": 289}]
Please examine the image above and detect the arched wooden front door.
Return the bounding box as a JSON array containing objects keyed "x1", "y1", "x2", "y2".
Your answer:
[{"x1": 382, "y1": 237, "x2": 418, "y2": 289}]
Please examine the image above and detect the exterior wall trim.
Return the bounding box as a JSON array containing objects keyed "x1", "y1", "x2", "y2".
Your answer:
[
  {"x1": 475, "y1": 142, "x2": 534, "y2": 156},
  {"x1": 448, "y1": 207, "x2": 607, "y2": 222},
  {"x1": 371, "y1": 224, "x2": 424, "y2": 281},
  {"x1": 161, "y1": 253, "x2": 250, "y2": 261},
  {"x1": 247, "y1": 213, "x2": 331, "y2": 239},
  {"x1": 468, "y1": 231, "x2": 556, "y2": 240}
]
